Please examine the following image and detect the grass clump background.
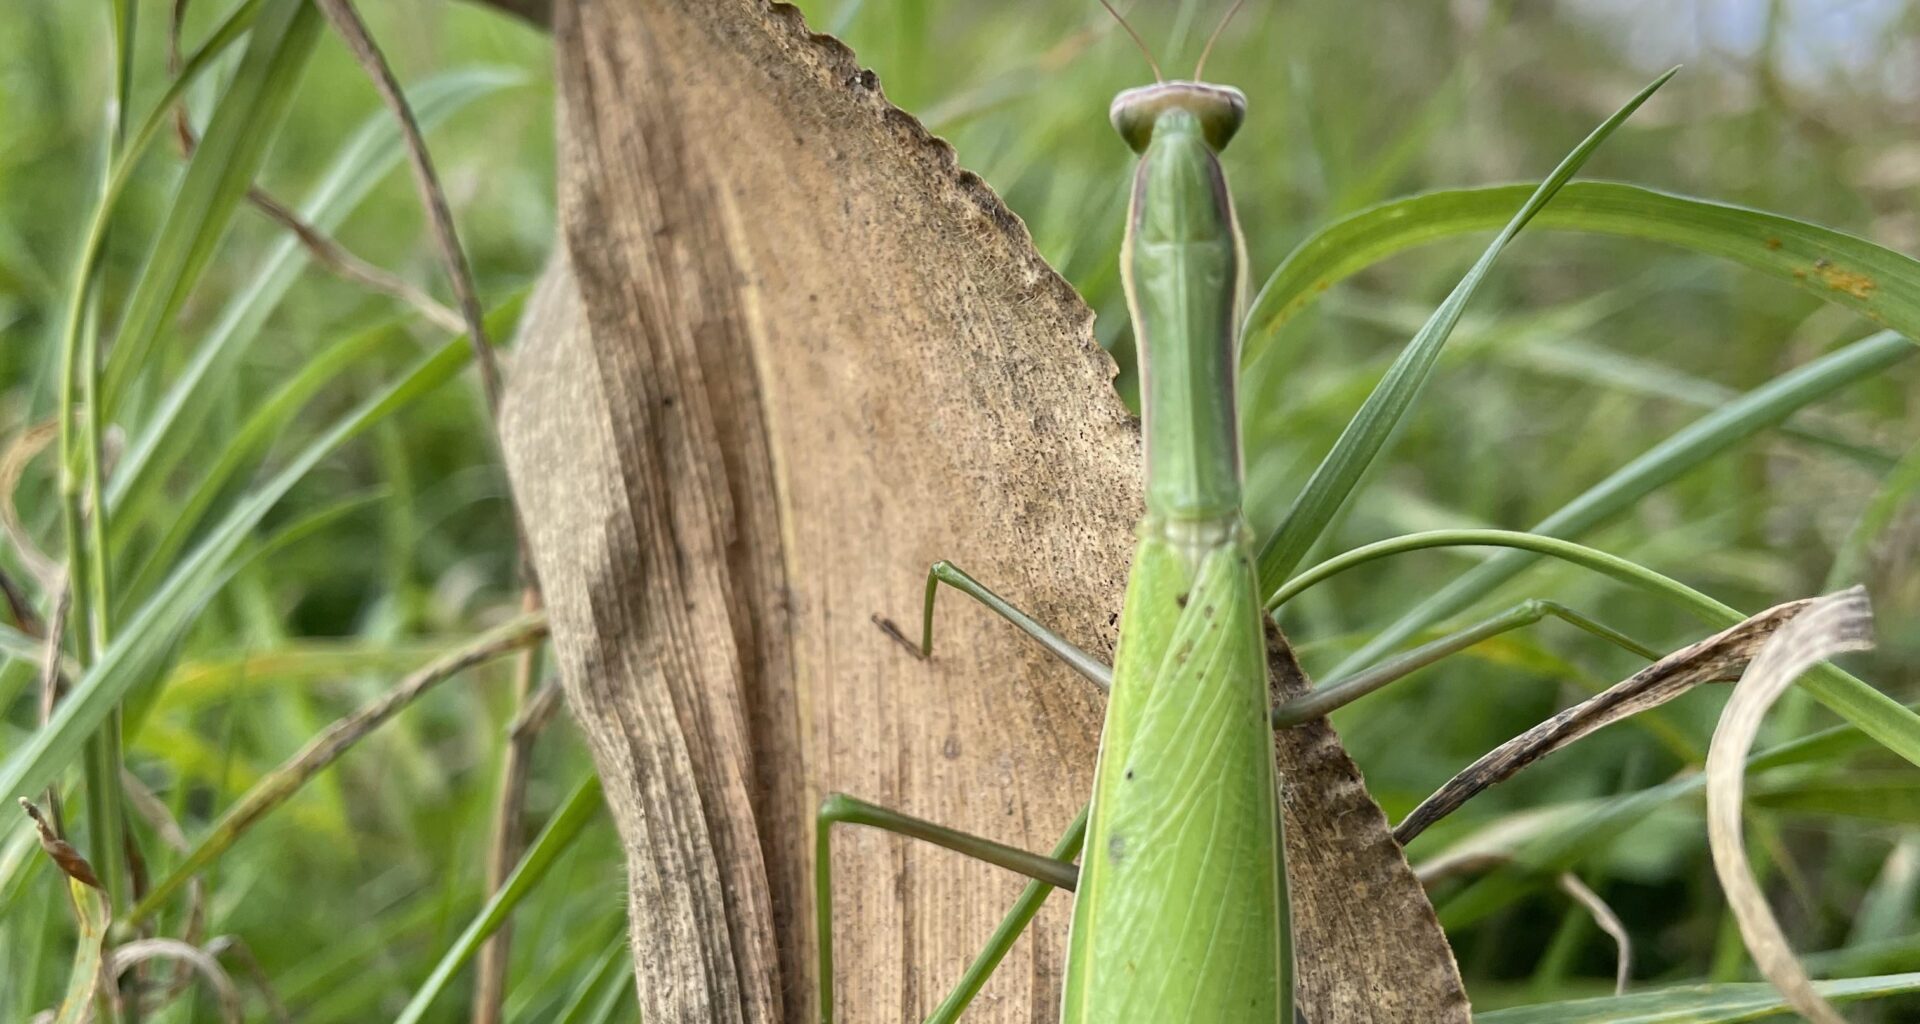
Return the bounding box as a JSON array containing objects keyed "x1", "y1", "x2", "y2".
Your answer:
[{"x1": 2, "y1": 0, "x2": 1918, "y2": 1020}]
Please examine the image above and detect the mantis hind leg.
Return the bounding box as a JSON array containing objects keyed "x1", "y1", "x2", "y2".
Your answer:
[{"x1": 814, "y1": 794, "x2": 1086, "y2": 1024}]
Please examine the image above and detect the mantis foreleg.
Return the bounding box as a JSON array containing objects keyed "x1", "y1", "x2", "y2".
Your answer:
[
  {"x1": 892, "y1": 567, "x2": 1657, "y2": 728},
  {"x1": 878, "y1": 560, "x2": 1112, "y2": 690}
]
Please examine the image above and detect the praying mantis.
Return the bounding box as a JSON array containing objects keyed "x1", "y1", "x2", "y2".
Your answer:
[
  {"x1": 812, "y1": 6, "x2": 1671, "y2": 1022},
  {"x1": 817, "y1": 9, "x2": 1291, "y2": 1020}
]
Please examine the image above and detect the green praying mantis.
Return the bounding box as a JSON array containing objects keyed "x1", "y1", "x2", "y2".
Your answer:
[{"x1": 813, "y1": 6, "x2": 1672, "y2": 1022}]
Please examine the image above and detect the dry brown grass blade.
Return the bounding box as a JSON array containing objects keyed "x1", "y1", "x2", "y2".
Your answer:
[
  {"x1": 239, "y1": 183, "x2": 466, "y2": 333},
  {"x1": 111, "y1": 939, "x2": 244, "y2": 1024},
  {"x1": 20, "y1": 797, "x2": 102, "y2": 890},
  {"x1": 1558, "y1": 871, "x2": 1632, "y2": 994},
  {"x1": 162, "y1": 0, "x2": 465, "y2": 334},
  {"x1": 1416, "y1": 852, "x2": 1631, "y2": 994},
  {"x1": 1394, "y1": 597, "x2": 1817, "y2": 844},
  {"x1": 1706, "y1": 586, "x2": 1874, "y2": 1024},
  {"x1": 2, "y1": 418, "x2": 62, "y2": 588},
  {"x1": 502, "y1": 1, "x2": 1467, "y2": 1020},
  {"x1": 311, "y1": 0, "x2": 499, "y2": 411},
  {"x1": 204, "y1": 937, "x2": 295, "y2": 1024},
  {"x1": 126, "y1": 613, "x2": 548, "y2": 925}
]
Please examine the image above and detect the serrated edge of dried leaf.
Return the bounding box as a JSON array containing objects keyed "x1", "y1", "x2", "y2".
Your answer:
[{"x1": 758, "y1": 1, "x2": 1119, "y2": 383}]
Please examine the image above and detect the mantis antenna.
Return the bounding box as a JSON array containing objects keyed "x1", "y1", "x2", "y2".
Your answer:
[
  {"x1": 1099, "y1": 0, "x2": 1163, "y2": 82},
  {"x1": 1194, "y1": 0, "x2": 1248, "y2": 80}
]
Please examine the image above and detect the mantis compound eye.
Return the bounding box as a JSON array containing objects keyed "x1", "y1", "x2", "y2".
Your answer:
[{"x1": 1110, "y1": 81, "x2": 1247, "y2": 154}]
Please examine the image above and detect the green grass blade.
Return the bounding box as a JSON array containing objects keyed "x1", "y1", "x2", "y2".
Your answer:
[
  {"x1": 0, "y1": 334, "x2": 475, "y2": 804},
  {"x1": 1245, "y1": 181, "x2": 1920, "y2": 357},
  {"x1": 117, "y1": 289, "x2": 524, "y2": 608},
  {"x1": 1250, "y1": 68, "x2": 1676, "y2": 591},
  {"x1": 1505, "y1": 339, "x2": 1894, "y2": 471},
  {"x1": 1271, "y1": 528, "x2": 1920, "y2": 767},
  {"x1": 1826, "y1": 435, "x2": 1920, "y2": 589},
  {"x1": 47, "y1": 877, "x2": 110, "y2": 1024},
  {"x1": 48, "y1": 0, "x2": 265, "y2": 375},
  {"x1": 106, "y1": 67, "x2": 523, "y2": 519},
  {"x1": 1749, "y1": 775, "x2": 1920, "y2": 826},
  {"x1": 115, "y1": 319, "x2": 392, "y2": 604},
  {"x1": 552, "y1": 933, "x2": 635, "y2": 1024},
  {"x1": 100, "y1": 0, "x2": 322, "y2": 413},
  {"x1": 392, "y1": 773, "x2": 604, "y2": 1024},
  {"x1": 1327, "y1": 331, "x2": 1914, "y2": 677},
  {"x1": 0, "y1": 622, "x2": 40, "y2": 666},
  {"x1": 1421, "y1": 697, "x2": 1920, "y2": 932},
  {"x1": 1474, "y1": 971, "x2": 1920, "y2": 1023}
]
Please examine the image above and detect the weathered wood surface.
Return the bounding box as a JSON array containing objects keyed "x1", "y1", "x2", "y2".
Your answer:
[{"x1": 499, "y1": 2, "x2": 1467, "y2": 1020}]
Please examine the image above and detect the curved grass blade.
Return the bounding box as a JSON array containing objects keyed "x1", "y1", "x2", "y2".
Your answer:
[
  {"x1": 1327, "y1": 330, "x2": 1914, "y2": 678},
  {"x1": 101, "y1": 0, "x2": 323, "y2": 413},
  {"x1": 1473, "y1": 970, "x2": 1920, "y2": 1024},
  {"x1": 0, "y1": 333, "x2": 477, "y2": 804},
  {"x1": 1427, "y1": 693, "x2": 1920, "y2": 929},
  {"x1": 1705, "y1": 588, "x2": 1873, "y2": 1024},
  {"x1": 1245, "y1": 181, "x2": 1920, "y2": 360},
  {"x1": 1270, "y1": 529, "x2": 1920, "y2": 766},
  {"x1": 126, "y1": 612, "x2": 545, "y2": 923},
  {"x1": 391, "y1": 773, "x2": 603, "y2": 1024},
  {"x1": 1251, "y1": 69, "x2": 1677, "y2": 591}
]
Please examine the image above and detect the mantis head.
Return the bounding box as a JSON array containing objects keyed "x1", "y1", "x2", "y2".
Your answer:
[
  {"x1": 1099, "y1": 0, "x2": 1248, "y2": 155},
  {"x1": 1109, "y1": 81, "x2": 1247, "y2": 154}
]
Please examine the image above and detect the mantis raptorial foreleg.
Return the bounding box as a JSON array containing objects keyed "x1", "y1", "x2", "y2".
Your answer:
[
  {"x1": 883, "y1": 560, "x2": 1659, "y2": 727},
  {"x1": 874, "y1": 559, "x2": 1113, "y2": 690}
]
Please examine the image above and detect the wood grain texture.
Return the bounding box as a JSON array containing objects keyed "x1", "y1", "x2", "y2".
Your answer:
[{"x1": 500, "y1": 1, "x2": 1467, "y2": 1020}]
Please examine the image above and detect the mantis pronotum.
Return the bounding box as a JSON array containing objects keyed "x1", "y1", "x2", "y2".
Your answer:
[{"x1": 816, "y1": 7, "x2": 1301, "y2": 1021}]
